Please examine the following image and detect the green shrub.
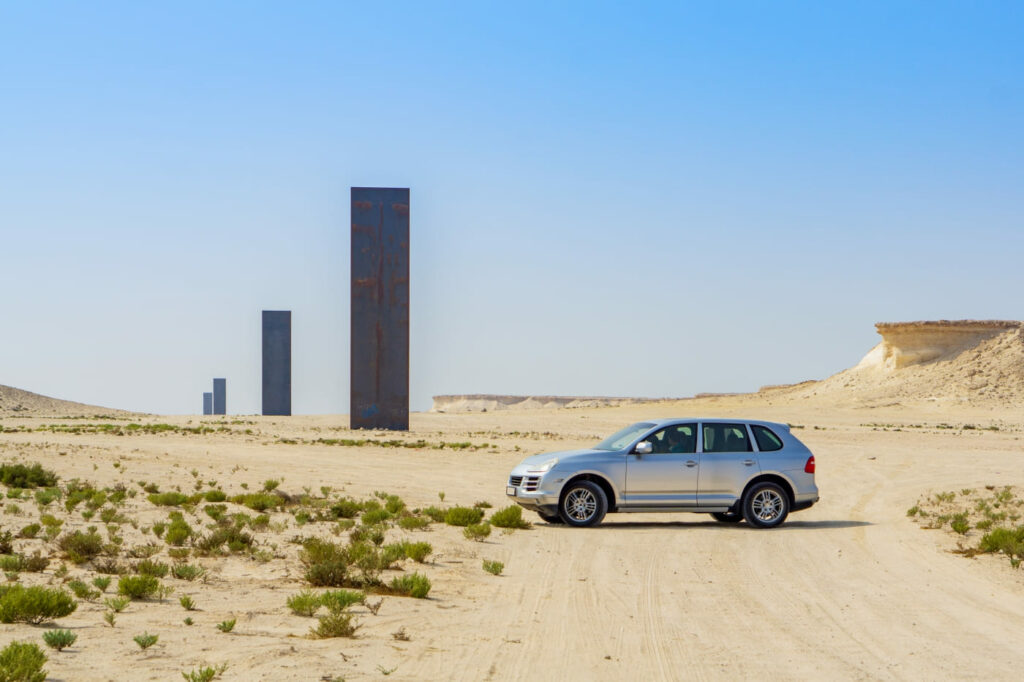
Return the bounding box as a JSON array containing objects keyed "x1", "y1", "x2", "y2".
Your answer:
[
  {"x1": 300, "y1": 538, "x2": 350, "y2": 587},
  {"x1": 489, "y1": 505, "x2": 531, "y2": 529},
  {"x1": 133, "y1": 632, "x2": 158, "y2": 650},
  {"x1": 398, "y1": 515, "x2": 430, "y2": 531},
  {"x1": 66, "y1": 580, "x2": 100, "y2": 601},
  {"x1": 422, "y1": 506, "x2": 446, "y2": 523},
  {"x1": 482, "y1": 559, "x2": 504, "y2": 576},
  {"x1": 21, "y1": 552, "x2": 48, "y2": 573},
  {"x1": 194, "y1": 525, "x2": 253, "y2": 555},
  {"x1": 309, "y1": 610, "x2": 359, "y2": 638},
  {"x1": 204, "y1": 504, "x2": 227, "y2": 521},
  {"x1": 0, "y1": 641, "x2": 47, "y2": 682},
  {"x1": 216, "y1": 618, "x2": 235, "y2": 633},
  {"x1": 0, "y1": 463, "x2": 58, "y2": 489},
  {"x1": 230, "y1": 493, "x2": 282, "y2": 512},
  {"x1": 164, "y1": 514, "x2": 192, "y2": 546},
  {"x1": 319, "y1": 589, "x2": 364, "y2": 613},
  {"x1": 0, "y1": 532, "x2": 12, "y2": 556},
  {"x1": 0, "y1": 556, "x2": 21, "y2": 572},
  {"x1": 34, "y1": 488, "x2": 60, "y2": 507},
  {"x1": 384, "y1": 495, "x2": 406, "y2": 515},
  {"x1": 181, "y1": 663, "x2": 228, "y2": 682},
  {"x1": 171, "y1": 563, "x2": 205, "y2": 581},
  {"x1": 103, "y1": 596, "x2": 130, "y2": 612},
  {"x1": 402, "y1": 541, "x2": 433, "y2": 563},
  {"x1": 117, "y1": 575, "x2": 160, "y2": 600},
  {"x1": 444, "y1": 506, "x2": 484, "y2": 527},
  {"x1": 979, "y1": 526, "x2": 1024, "y2": 556},
  {"x1": 179, "y1": 595, "x2": 196, "y2": 610},
  {"x1": 135, "y1": 559, "x2": 169, "y2": 578},
  {"x1": 389, "y1": 572, "x2": 431, "y2": 599},
  {"x1": 57, "y1": 530, "x2": 104, "y2": 564},
  {"x1": 204, "y1": 490, "x2": 227, "y2": 502},
  {"x1": 92, "y1": 576, "x2": 111, "y2": 592},
  {"x1": 0, "y1": 585, "x2": 77, "y2": 624},
  {"x1": 463, "y1": 523, "x2": 491, "y2": 542},
  {"x1": 950, "y1": 513, "x2": 970, "y2": 535},
  {"x1": 127, "y1": 543, "x2": 162, "y2": 559},
  {"x1": 41, "y1": 629, "x2": 76, "y2": 651},
  {"x1": 330, "y1": 498, "x2": 361, "y2": 519},
  {"x1": 361, "y1": 508, "x2": 391, "y2": 525},
  {"x1": 151, "y1": 522, "x2": 166, "y2": 538},
  {"x1": 349, "y1": 524, "x2": 385, "y2": 545},
  {"x1": 286, "y1": 590, "x2": 320, "y2": 617},
  {"x1": 18, "y1": 525, "x2": 40, "y2": 540}
]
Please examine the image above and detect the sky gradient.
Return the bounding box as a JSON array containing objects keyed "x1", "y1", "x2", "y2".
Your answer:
[{"x1": 2, "y1": 2, "x2": 1022, "y2": 414}]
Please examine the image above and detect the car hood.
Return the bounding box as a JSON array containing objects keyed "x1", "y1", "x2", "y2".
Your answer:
[{"x1": 516, "y1": 448, "x2": 604, "y2": 468}]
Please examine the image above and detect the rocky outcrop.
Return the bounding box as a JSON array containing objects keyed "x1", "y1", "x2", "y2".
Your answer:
[
  {"x1": 765, "y1": 320, "x2": 1024, "y2": 406},
  {"x1": 871, "y1": 320, "x2": 1022, "y2": 370}
]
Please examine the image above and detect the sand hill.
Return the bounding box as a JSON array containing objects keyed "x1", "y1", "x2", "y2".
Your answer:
[
  {"x1": 0, "y1": 384, "x2": 128, "y2": 417},
  {"x1": 765, "y1": 319, "x2": 1024, "y2": 406}
]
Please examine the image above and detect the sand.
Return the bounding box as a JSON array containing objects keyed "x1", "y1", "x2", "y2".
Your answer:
[{"x1": 0, "y1": 398, "x2": 1022, "y2": 681}]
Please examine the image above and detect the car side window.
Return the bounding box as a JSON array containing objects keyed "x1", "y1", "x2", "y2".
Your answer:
[
  {"x1": 646, "y1": 424, "x2": 697, "y2": 454},
  {"x1": 702, "y1": 423, "x2": 752, "y2": 453},
  {"x1": 751, "y1": 425, "x2": 783, "y2": 452}
]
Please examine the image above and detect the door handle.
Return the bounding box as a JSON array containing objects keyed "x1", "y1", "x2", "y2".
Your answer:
[
  {"x1": 685, "y1": 460, "x2": 697, "y2": 468},
  {"x1": 743, "y1": 460, "x2": 755, "y2": 466}
]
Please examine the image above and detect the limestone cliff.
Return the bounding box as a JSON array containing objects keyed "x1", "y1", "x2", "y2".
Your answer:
[{"x1": 766, "y1": 320, "x2": 1024, "y2": 406}]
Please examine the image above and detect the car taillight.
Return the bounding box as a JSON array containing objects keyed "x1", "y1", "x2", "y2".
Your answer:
[{"x1": 804, "y1": 455, "x2": 815, "y2": 474}]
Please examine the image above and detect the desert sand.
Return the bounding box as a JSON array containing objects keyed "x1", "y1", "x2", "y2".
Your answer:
[{"x1": 0, "y1": 321, "x2": 1023, "y2": 681}]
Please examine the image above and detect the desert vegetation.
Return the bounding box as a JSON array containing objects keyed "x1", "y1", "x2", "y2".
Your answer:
[
  {"x1": 0, "y1": 428, "x2": 527, "y2": 680},
  {"x1": 910, "y1": 485, "x2": 1024, "y2": 567}
]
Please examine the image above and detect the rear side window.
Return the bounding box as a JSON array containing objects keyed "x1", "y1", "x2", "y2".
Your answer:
[
  {"x1": 702, "y1": 423, "x2": 752, "y2": 453},
  {"x1": 752, "y1": 425, "x2": 784, "y2": 452}
]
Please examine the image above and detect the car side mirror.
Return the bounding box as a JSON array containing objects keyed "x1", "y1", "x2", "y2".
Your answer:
[{"x1": 634, "y1": 441, "x2": 653, "y2": 456}]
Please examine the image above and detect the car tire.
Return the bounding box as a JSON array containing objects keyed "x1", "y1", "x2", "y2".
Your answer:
[
  {"x1": 537, "y1": 512, "x2": 564, "y2": 524},
  {"x1": 711, "y1": 511, "x2": 743, "y2": 523},
  {"x1": 558, "y1": 480, "x2": 608, "y2": 527},
  {"x1": 742, "y1": 482, "x2": 790, "y2": 528}
]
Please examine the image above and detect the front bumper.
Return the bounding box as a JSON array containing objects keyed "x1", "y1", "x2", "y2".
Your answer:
[{"x1": 506, "y1": 471, "x2": 561, "y2": 514}]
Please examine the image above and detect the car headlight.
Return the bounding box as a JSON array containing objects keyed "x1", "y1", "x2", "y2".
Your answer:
[{"x1": 527, "y1": 458, "x2": 558, "y2": 474}]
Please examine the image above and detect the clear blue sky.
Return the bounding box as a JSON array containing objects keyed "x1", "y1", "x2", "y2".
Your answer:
[{"x1": 2, "y1": 2, "x2": 1022, "y2": 414}]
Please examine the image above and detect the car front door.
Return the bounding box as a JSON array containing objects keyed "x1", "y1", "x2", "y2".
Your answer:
[
  {"x1": 624, "y1": 423, "x2": 698, "y2": 506},
  {"x1": 697, "y1": 422, "x2": 760, "y2": 506}
]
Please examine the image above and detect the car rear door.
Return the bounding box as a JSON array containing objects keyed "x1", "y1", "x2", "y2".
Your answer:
[
  {"x1": 697, "y1": 422, "x2": 760, "y2": 506},
  {"x1": 624, "y1": 423, "x2": 698, "y2": 506}
]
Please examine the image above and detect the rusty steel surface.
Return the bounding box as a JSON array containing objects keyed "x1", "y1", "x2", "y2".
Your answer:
[
  {"x1": 262, "y1": 310, "x2": 292, "y2": 416},
  {"x1": 350, "y1": 187, "x2": 410, "y2": 430}
]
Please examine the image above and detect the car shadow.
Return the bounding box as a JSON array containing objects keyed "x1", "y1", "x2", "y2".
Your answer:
[{"x1": 550, "y1": 519, "x2": 872, "y2": 530}]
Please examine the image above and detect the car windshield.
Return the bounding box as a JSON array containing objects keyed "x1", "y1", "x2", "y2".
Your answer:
[{"x1": 593, "y1": 422, "x2": 655, "y2": 451}]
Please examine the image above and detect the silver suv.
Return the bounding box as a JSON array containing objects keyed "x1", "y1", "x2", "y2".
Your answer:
[{"x1": 506, "y1": 419, "x2": 818, "y2": 528}]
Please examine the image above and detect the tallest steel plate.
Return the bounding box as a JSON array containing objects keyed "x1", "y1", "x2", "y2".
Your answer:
[{"x1": 350, "y1": 187, "x2": 410, "y2": 430}]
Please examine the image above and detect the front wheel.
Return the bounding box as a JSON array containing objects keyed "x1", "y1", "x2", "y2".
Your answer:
[
  {"x1": 742, "y1": 482, "x2": 790, "y2": 528},
  {"x1": 558, "y1": 480, "x2": 608, "y2": 527}
]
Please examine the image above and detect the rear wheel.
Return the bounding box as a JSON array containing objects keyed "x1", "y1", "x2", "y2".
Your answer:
[
  {"x1": 711, "y1": 511, "x2": 743, "y2": 523},
  {"x1": 558, "y1": 480, "x2": 608, "y2": 527},
  {"x1": 742, "y1": 482, "x2": 790, "y2": 528}
]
